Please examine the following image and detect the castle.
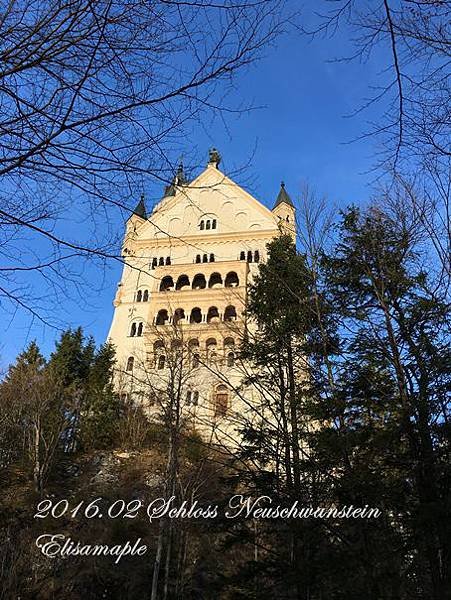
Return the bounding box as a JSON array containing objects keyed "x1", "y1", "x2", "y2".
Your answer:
[{"x1": 107, "y1": 149, "x2": 295, "y2": 443}]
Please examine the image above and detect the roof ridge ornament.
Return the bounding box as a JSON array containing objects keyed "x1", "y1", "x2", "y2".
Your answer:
[{"x1": 208, "y1": 147, "x2": 221, "y2": 168}]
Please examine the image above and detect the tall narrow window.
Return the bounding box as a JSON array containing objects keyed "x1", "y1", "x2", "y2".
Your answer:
[
  {"x1": 186, "y1": 391, "x2": 192, "y2": 405},
  {"x1": 240, "y1": 251, "x2": 245, "y2": 261},
  {"x1": 247, "y1": 250, "x2": 253, "y2": 263},
  {"x1": 227, "y1": 352, "x2": 235, "y2": 367},
  {"x1": 202, "y1": 254, "x2": 208, "y2": 263},
  {"x1": 166, "y1": 256, "x2": 171, "y2": 265},
  {"x1": 159, "y1": 257, "x2": 164, "y2": 266},
  {"x1": 206, "y1": 220, "x2": 211, "y2": 230},
  {"x1": 152, "y1": 258, "x2": 157, "y2": 269},
  {"x1": 209, "y1": 253, "x2": 215, "y2": 262},
  {"x1": 130, "y1": 323, "x2": 137, "y2": 337},
  {"x1": 157, "y1": 355, "x2": 166, "y2": 370},
  {"x1": 143, "y1": 290, "x2": 149, "y2": 302},
  {"x1": 192, "y1": 353, "x2": 200, "y2": 369},
  {"x1": 193, "y1": 391, "x2": 199, "y2": 406},
  {"x1": 254, "y1": 250, "x2": 260, "y2": 263},
  {"x1": 137, "y1": 322, "x2": 143, "y2": 336},
  {"x1": 136, "y1": 290, "x2": 142, "y2": 302},
  {"x1": 212, "y1": 219, "x2": 217, "y2": 229},
  {"x1": 199, "y1": 221, "x2": 205, "y2": 230},
  {"x1": 215, "y1": 385, "x2": 228, "y2": 417},
  {"x1": 126, "y1": 356, "x2": 134, "y2": 371},
  {"x1": 195, "y1": 254, "x2": 201, "y2": 263}
]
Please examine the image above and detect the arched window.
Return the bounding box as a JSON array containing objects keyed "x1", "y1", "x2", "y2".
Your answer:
[
  {"x1": 224, "y1": 337, "x2": 235, "y2": 349},
  {"x1": 195, "y1": 254, "x2": 201, "y2": 264},
  {"x1": 154, "y1": 340, "x2": 164, "y2": 353},
  {"x1": 209, "y1": 253, "x2": 215, "y2": 262},
  {"x1": 173, "y1": 308, "x2": 185, "y2": 325},
  {"x1": 130, "y1": 322, "x2": 137, "y2": 337},
  {"x1": 137, "y1": 322, "x2": 143, "y2": 336},
  {"x1": 166, "y1": 256, "x2": 171, "y2": 265},
  {"x1": 192, "y1": 391, "x2": 199, "y2": 405},
  {"x1": 157, "y1": 355, "x2": 166, "y2": 370},
  {"x1": 186, "y1": 391, "x2": 192, "y2": 404},
  {"x1": 212, "y1": 219, "x2": 217, "y2": 230},
  {"x1": 206, "y1": 338, "x2": 217, "y2": 364},
  {"x1": 156, "y1": 309, "x2": 169, "y2": 325},
  {"x1": 225, "y1": 272, "x2": 239, "y2": 287},
  {"x1": 160, "y1": 276, "x2": 174, "y2": 291},
  {"x1": 208, "y1": 272, "x2": 222, "y2": 288},
  {"x1": 171, "y1": 339, "x2": 182, "y2": 352},
  {"x1": 224, "y1": 305, "x2": 237, "y2": 321},
  {"x1": 215, "y1": 385, "x2": 228, "y2": 417},
  {"x1": 176, "y1": 274, "x2": 190, "y2": 290},
  {"x1": 207, "y1": 306, "x2": 219, "y2": 323},
  {"x1": 159, "y1": 257, "x2": 165, "y2": 266},
  {"x1": 143, "y1": 290, "x2": 149, "y2": 302},
  {"x1": 190, "y1": 307, "x2": 202, "y2": 324},
  {"x1": 151, "y1": 258, "x2": 157, "y2": 269},
  {"x1": 188, "y1": 338, "x2": 199, "y2": 350},
  {"x1": 247, "y1": 250, "x2": 253, "y2": 263},
  {"x1": 192, "y1": 274, "x2": 206, "y2": 289},
  {"x1": 227, "y1": 352, "x2": 235, "y2": 367},
  {"x1": 202, "y1": 254, "x2": 208, "y2": 263},
  {"x1": 136, "y1": 290, "x2": 142, "y2": 302},
  {"x1": 206, "y1": 220, "x2": 211, "y2": 230},
  {"x1": 126, "y1": 356, "x2": 134, "y2": 371},
  {"x1": 254, "y1": 250, "x2": 260, "y2": 263},
  {"x1": 199, "y1": 221, "x2": 205, "y2": 230},
  {"x1": 240, "y1": 251, "x2": 245, "y2": 261}
]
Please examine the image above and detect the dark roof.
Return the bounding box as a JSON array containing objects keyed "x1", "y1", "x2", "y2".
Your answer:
[
  {"x1": 273, "y1": 182, "x2": 294, "y2": 208},
  {"x1": 131, "y1": 195, "x2": 147, "y2": 219},
  {"x1": 163, "y1": 163, "x2": 187, "y2": 197}
]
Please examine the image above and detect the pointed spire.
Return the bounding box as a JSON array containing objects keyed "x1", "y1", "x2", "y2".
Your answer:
[
  {"x1": 132, "y1": 194, "x2": 147, "y2": 219},
  {"x1": 163, "y1": 163, "x2": 187, "y2": 197},
  {"x1": 273, "y1": 181, "x2": 293, "y2": 208}
]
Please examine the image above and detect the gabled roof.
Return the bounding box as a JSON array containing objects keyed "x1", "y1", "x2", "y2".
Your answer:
[{"x1": 273, "y1": 182, "x2": 293, "y2": 208}]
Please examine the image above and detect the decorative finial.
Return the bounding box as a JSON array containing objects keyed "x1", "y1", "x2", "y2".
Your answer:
[
  {"x1": 208, "y1": 147, "x2": 221, "y2": 168},
  {"x1": 281, "y1": 181, "x2": 285, "y2": 188}
]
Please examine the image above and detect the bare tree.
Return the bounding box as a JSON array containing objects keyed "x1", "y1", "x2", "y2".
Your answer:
[{"x1": 0, "y1": 0, "x2": 288, "y2": 325}]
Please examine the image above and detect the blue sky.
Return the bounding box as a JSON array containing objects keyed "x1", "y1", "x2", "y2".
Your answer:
[{"x1": 0, "y1": 1, "x2": 392, "y2": 368}]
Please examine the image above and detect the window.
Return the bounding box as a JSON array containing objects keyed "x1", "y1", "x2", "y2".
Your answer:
[
  {"x1": 157, "y1": 355, "x2": 166, "y2": 370},
  {"x1": 247, "y1": 250, "x2": 253, "y2": 263},
  {"x1": 206, "y1": 220, "x2": 211, "y2": 230},
  {"x1": 254, "y1": 250, "x2": 260, "y2": 263},
  {"x1": 143, "y1": 290, "x2": 149, "y2": 302},
  {"x1": 173, "y1": 308, "x2": 185, "y2": 325},
  {"x1": 208, "y1": 272, "x2": 222, "y2": 288},
  {"x1": 166, "y1": 256, "x2": 171, "y2": 265},
  {"x1": 176, "y1": 274, "x2": 190, "y2": 290},
  {"x1": 227, "y1": 352, "x2": 235, "y2": 367},
  {"x1": 192, "y1": 274, "x2": 206, "y2": 289},
  {"x1": 215, "y1": 385, "x2": 228, "y2": 417},
  {"x1": 187, "y1": 390, "x2": 199, "y2": 405},
  {"x1": 136, "y1": 290, "x2": 142, "y2": 302},
  {"x1": 212, "y1": 219, "x2": 217, "y2": 230},
  {"x1": 199, "y1": 221, "x2": 205, "y2": 230},
  {"x1": 225, "y1": 272, "x2": 239, "y2": 287},
  {"x1": 192, "y1": 391, "x2": 199, "y2": 405},
  {"x1": 186, "y1": 391, "x2": 192, "y2": 404},
  {"x1": 240, "y1": 251, "x2": 245, "y2": 261},
  {"x1": 130, "y1": 322, "x2": 137, "y2": 337},
  {"x1": 195, "y1": 254, "x2": 201, "y2": 263},
  {"x1": 137, "y1": 322, "x2": 143, "y2": 336},
  {"x1": 190, "y1": 307, "x2": 202, "y2": 324},
  {"x1": 159, "y1": 257, "x2": 164, "y2": 266},
  {"x1": 192, "y1": 353, "x2": 200, "y2": 369},
  {"x1": 160, "y1": 276, "x2": 174, "y2": 291},
  {"x1": 224, "y1": 305, "x2": 237, "y2": 321},
  {"x1": 209, "y1": 253, "x2": 215, "y2": 262},
  {"x1": 156, "y1": 309, "x2": 169, "y2": 325},
  {"x1": 202, "y1": 254, "x2": 208, "y2": 263},
  {"x1": 151, "y1": 258, "x2": 157, "y2": 269},
  {"x1": 126, "y1": 356, "x2": 134, "y2": 371},
  {"x1": 207, "y1": 306, "x2": 219, "y2": 323}
]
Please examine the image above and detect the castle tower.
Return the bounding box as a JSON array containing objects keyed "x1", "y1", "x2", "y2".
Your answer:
[
  {"x1": 271, "y1": 182, "x2": 296, "y2": 239},
  {"x1": 107, "y1": 151, "x2": 295, "y2": 442}
]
